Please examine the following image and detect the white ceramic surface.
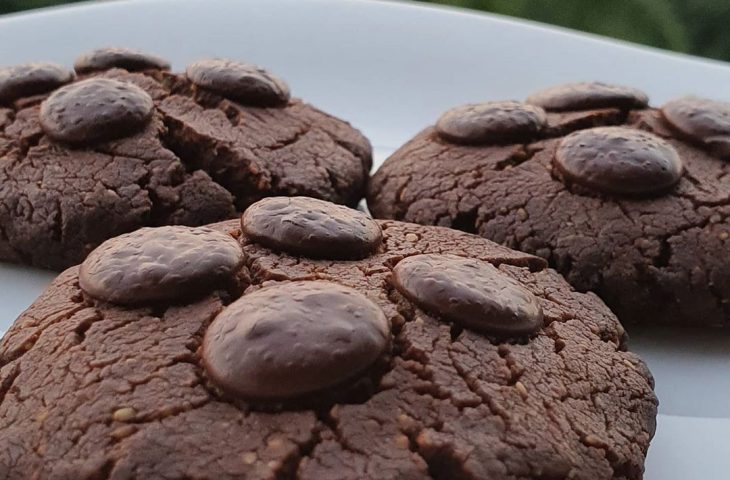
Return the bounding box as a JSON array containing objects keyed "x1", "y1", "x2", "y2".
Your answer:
[{"x1": 0, "y1": 0, "x2": 728, "y2": 477}]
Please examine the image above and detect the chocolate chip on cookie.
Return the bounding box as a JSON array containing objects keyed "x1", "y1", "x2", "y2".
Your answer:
[
  {"x1": 203, "y1": 281, "x2": 389, "y2": 400},
  {"x1": 526, "y1": 81, "x2": 649, "y2": 111},
  {"x1": 241, "y1": 196, "x2": 382, "y2": 259},
  {"x1": 79, "y1": 226, "x2": 244, "y2": 305},
  {"x1": 661, "y1": 96, "x2": 730, "y2": 158},
  {"x1": 554, "y1": 126, "x2": 683, "y2": 196},
  {"x1": 40, "y1": 78, "x2": 154, "y2": 143},
  {"x1": 436, "y1": 101, "x2": 547, "y2": 145},
  {"x1": 392, "y1": 254, "x2": 543, "y2": 338},
  {"x1": 186, "y1": 58, "x2": 290, "y2": 107},
  {"x1": 0, "y1": 62, "x2": 74, "y2": 104},
  {"x1": 74, "y1": 47, "x2": 171, "y2": 74}
]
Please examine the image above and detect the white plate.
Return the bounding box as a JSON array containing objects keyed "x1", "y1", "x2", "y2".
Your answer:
[{"x1": 1, "y1": 0, "x2": 729, "y2": 477}]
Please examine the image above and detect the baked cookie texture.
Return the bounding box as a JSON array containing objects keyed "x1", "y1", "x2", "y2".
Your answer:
[
  {"x1": 0, "y1": 48, "x2": 371, "y2": 270},
  {"x1": 0, "y1": 197, "x2": 657, "y2": 480},
  {"x1": 368, "y1": 83, "x2": 730, "y2": 326}
]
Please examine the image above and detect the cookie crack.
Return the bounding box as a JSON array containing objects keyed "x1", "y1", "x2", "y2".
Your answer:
[
  {"x1": 0, "y1": 363, "x2": 20, "y2": 409},
  {"x1": 0, "y1": 302, "x2": 88, "y2": 366},
  {"x1": 494, "y1": 144, "x2": 541, "y2": 171}
]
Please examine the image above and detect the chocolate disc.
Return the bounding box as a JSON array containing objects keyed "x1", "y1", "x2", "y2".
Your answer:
[
  {"x1": 186, "y1": 58, "x2": 290, "y2": 107},
  {"x1": 435, "y1": 101, "x2": 547, "y2": 145},
  {"x1": 392, "y1": 254, "x2": 543, "y2": 338},
  {"x1": 79, "y1": 226, "x2": 244, "y2": 305},
  {"x1": 554, "y1": 126, "x2": 683, "y2": 196},
  {"x1": 74, "y1": 47, "x2": 171, "y2": 74},
  {"x1": 661, "y1": 96, "x2": 730, "y2": 158},
  {"x1": 241, "y1": 196, "x2": 382, "y2": 259},
  {"x1": 202, "y1": 281, "x2": 389, "y2": 400},
  {"x1": 0, "y1": 63, "x2": 74, "y2": 104},
  {"x1": 526, "y1": 82, "x2": 649, "y2": 112},
  {"x1": 40, "y1": 78, "x2": 154, "y2": 144}
]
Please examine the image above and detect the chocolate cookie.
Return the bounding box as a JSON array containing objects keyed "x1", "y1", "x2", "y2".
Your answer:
[
  {"x1": 0, "y1": 49, "x2": 371, "y2": 270},
  {"x1": 0, "y1": 198, "x2": 657, "y2": 479},
  {"x1": 368, "y1": 82, "x2": 730, "y2": 326}
]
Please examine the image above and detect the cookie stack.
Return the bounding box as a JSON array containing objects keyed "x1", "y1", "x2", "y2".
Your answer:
[{"x1": 1, "y1": 49, "x2": 727, "y2": 479}]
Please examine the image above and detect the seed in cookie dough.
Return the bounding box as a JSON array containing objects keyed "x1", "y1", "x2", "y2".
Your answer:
[
  {"x1": 112, "y1": 407, "x2": 136, "y2": 422},
  {"x1": 40, "y1": 78, "x2": 154, "y2": 144},
  {"x1": 202, "y1": 281, "x2": 389, "y2": 400},
  {"x1": 661, "y1": 96, "x2": 730, "y2": 158},
  {"x1": 186, "y1": 58, "x2": 290, "y2": 107},
  {"x1": 526, "y1": 81, "x2": 649, "y2": 112},
  {"x1": 79, "y1": 226, "x2": 244, "y2": 305},
  {"x1": 241, "y1": 196, "x2": 382, "y2": 259},
  {"x1": 391, "y1": 254, "x2": 543, "y2": 338},
  {"x1": 74, "y1": 47, "x2": 171, "y2": 74},
  {"x1": 0, "y1": 62, "x2": 74, "y2": 104},
  {"x1": 554, "y1": 126, "x2": 683, "y2": 196},
  {"x1": 435, "y1": 101, "x2": 547, "y2": 145}
]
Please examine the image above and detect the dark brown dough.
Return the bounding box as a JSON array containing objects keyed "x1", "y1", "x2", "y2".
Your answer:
[
  {"x1": 0, "y1": 57, "x2": 371, "y2": 270},
  {"x1": 0, "y1": 218, "x2": 657, "y2": 479},
  {"x1": 368, "y1": 103, "x2": 730, "y2": 327}
]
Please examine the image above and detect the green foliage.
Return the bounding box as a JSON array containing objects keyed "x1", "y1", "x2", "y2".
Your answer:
[
  {"x1": 421, "y1": 0, "x2": 730, "y2": 61},
  {"x1": 1, "y1": 0, "x2": 729, "y2": 61},
  {"x1": 0, "y1": 0, "x2": 86, "y2": 14}
]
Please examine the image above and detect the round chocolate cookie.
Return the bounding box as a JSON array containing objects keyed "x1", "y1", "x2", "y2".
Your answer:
[
  {"x1": 0, "y1": 205, "x2": 656, "y2": 479},
  {"x1": 369, "y1": 84, "x2": 730, "y2": 327},
  {"x1": 0, "y1": 51, "x2": 371, "y2": 270}
]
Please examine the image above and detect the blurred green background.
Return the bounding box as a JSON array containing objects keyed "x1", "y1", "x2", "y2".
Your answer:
[{"x1": 2, "y1": 0, "x2": 729, "y2": 62}]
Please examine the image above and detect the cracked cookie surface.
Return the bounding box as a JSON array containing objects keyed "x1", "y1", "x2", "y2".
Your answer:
[
  {"x1": 0, "y1": 207, "x2": 656, "y2": 479},
  {"x1": 0, "y1": 53, "x2": 371, "y2": 270},
  {"x1": 368, "y1": 88, "x2": 730, "y2": 327}
]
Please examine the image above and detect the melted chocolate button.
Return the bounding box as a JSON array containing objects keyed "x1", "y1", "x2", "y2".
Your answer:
[
  {"x1": 436, "y1": 101, "x2": 547, "y2": 145},
  {"x1": 80, "y1": 226, "x2": 244, "y2": 305},
  {"x1": 0, "y1": 63, "x2": 74, "y2": 104},
  {"x1": 241, "y1": 197, "x2": 382, "y2": 259},
  {"x1": 555, "y1": 126, "x2": 683, "y2": 196},
  {"x1": 527, "y1": 82, "x2": 649, "y2": 112},
  {"x1": 186, "y1": 59, "x2": 290, "y2": 107},
  {"x1": 40, "y1": 78, "x2": 153, "y2": 144},
  {"x1": 74, "y1": 47, "x2": 171, "y2": 74},
  {"x1": 392, "y1": 254, "x2": 543, "y2": 338},
  {"x1": 661, "y1": 96, "x2": 730, "y2": 158},
  {"x1": 202, "y1": 281, "x2": 389, "y2": 400}
]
